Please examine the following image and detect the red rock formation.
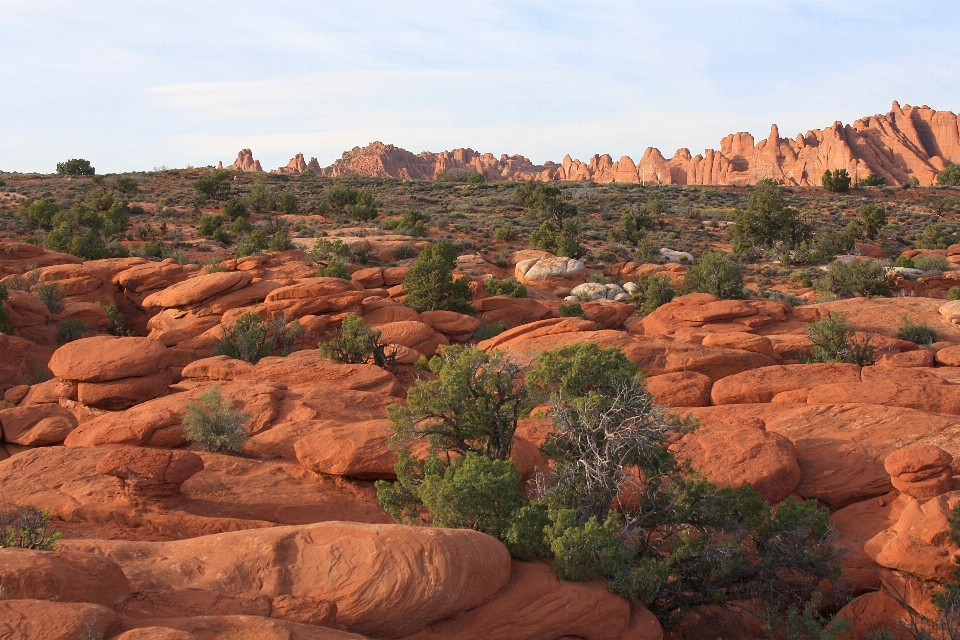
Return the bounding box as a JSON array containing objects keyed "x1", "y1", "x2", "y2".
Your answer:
[
  {"x1": 263, "y1": 102, "x2": 959, "y2": 186},
  {"x1": 273, "y1": 152, "x2": 309, "y2": 175},
  {"x1": 228, "y1": 148, "x2": 262, "y2": 172}
]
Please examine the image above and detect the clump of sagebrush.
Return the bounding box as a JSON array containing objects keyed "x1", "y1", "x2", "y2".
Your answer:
[
  {"x1": 483, "y1": 277, "x2": 527, "y2": 298},
  {"x1": 681, "y1": 251, "x2": 745, "y2": 299},
  {"x1": 56, "y1": 319, "x2": 89, "y2": 344},
  {"x1": 214, "y1": 312, "x2": 303, "y2": 364},
  {"x1": 32, "y1": 281, "x2": 66, "y2": 313},
  {"x1": 815, "y1": 259, "x2": 893, "y2": 298},
  {"x1": 182, "y1": 387, "x2": 250, "y2": 454},
  {"x1": 318, "y1": 314, "x2": 394, "y2": 369},
  {"x1": 631, "y1": 274, "x2": 675, "y2": 313},
  {"x1": 0, "y1": 507, "x2": 61, "y2": 550},
  {"x1": 896, "y1": 314, "x2": 938, "y2": 346},
  {"x1": 806, "y1": 312, "x2": 876, "y2": 365}
]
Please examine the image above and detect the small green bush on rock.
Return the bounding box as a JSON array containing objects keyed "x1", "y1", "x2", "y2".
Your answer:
[{"x1": 182, "y1": 387, "x2": 250, "y2": 454}]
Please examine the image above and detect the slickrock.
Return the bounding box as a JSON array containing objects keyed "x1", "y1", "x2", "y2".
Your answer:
[
  {"x1": 142, "y1": 271, "x2": 253, "y2": 309},
  {"x1": 0, "y1": 402, "x2": 78, "y2": 445},
  {"x1": 294, "y1": 419, "x2": 397, "y2": 479},
  {"x1": 62, "y1": 522, "x2": 512, "y2": 639},
  {"x1": 515, "y1": 256, "x2": 587, "y2": 289},
  {"x1": 0, "y1": 600, "x2": 121, "y2": 640}
]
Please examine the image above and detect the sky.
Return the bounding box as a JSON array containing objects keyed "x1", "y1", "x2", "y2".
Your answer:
[{"x1": 1, "y1": 0, "x2": 958, "y2": 174}]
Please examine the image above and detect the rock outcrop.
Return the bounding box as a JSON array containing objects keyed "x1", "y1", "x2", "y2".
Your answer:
[
  {"x1": 228, "y1": 149, "x2": 263, "y2": 172},
  {"x1": 261, "y1": 102, "x2": 960, "y2": 186}
]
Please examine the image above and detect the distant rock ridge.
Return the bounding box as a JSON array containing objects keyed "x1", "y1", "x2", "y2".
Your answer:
[{"x1": 239, "y1": 102, "x2": 960, "y2": 186}]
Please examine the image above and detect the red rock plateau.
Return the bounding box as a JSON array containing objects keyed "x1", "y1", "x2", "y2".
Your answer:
[
  {"x1": 5, "y1": 224, "x2": 960, "y2": 633},
  {"x1": 238, "y1": 101, "x2": 959, "y2": 186}
]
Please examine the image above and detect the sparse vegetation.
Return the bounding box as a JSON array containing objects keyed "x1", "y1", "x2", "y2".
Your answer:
[
  {"x1": 681, "y1": 251, "x2": 745, "y2": 299},
  {"x1": 56, "y1": 158, "x2": 95, "y2": 176},
  {"x1": 182, "y1": 387, "x2": 250, "y2": 454},
  {"x1": 402, "y1": 240, "x2": 474, "y2": 313},
  {"x1": 318, "y1": 314, "x2": 394, "y2": 369},
  {"x1": 896, "y1": 314, "x2": 938, "y2": 345},
  {"x1": 806, "y1": 312, "x2": 876, "y2": 365},
  {"x1": 0, "y1": 507, "x2": 62, "y2": 550},
  {"x1": 816, "y1": 259, "x2": 893, "y2": 298},
  {"x1": 56, "y1": 319, "x2": 89, "y2": 344}
]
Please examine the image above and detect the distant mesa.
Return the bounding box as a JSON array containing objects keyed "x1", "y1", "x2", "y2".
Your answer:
[{"x1": 227, "y1": 102, "x2": 960, "y2": 186}]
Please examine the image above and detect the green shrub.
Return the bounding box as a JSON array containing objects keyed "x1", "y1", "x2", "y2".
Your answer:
[
  {"x1": 681, "y1": 251, "x2": 745, "y2": 299},
  {"x1": 182, "y1": 387, "x2": 250, "y2": 454},
  {"x1": 938, "y1": 164, "x2": 960, "y2": 187},
  {"x1": 193, "y1": 170, "x2": 232, "y2": 199},
  {"x1": 56, "y1": 158, "x2": 95, "y2": 176},
  {"x1": 309, "y1": 238, "x2": 356, "y2": 263},
  {"x1": 418, "y1": 452, "x2": 523, "y2": 538},
  {"x1": 892, "y1": 254, "x2": 915, "y2": 268},
  {"x1": 95, "y1": 302, "x2": 127, "y2": 336},
  {"x1": 214, "y1": 312, "x2": 274, "y2": 363},
  {"x1": 816, "y1": 259, "x2": 893, "y2": 298},
  {"x1": 346, "y1": 190, "x2": 378, "y2": 222},
  {"x1": 822, "y1": 168, "x2": 851, "y2": 192},
  {"x1": 318, "y1": 258, "x2": 351, "y2": 279},
  {"x1": 17, "y1": 198, "x2": 60, "y2": 231},
  {"x1": 235, "y1": 229, "x2": 269, "y2": 257},
  {"x1": 0, "y1": 507, "x2": 61, "y2": 550},
  {"x1": 327, "y1": 183, "x2": 359, "y2": 209},
  {"x1": 860, "y1": 173, "x2": 886, "y2": 187},
  {"x1": 466, "y1": 171, "x2": 486, "y2": 185},
  {"x1": 394, "y1": 210, "x2": 428, "y2": 236},
  {"x1": 484, "y1": 277, "x2": 527, "y2": 298},
  {"x1": 402, "y1": 240, "x2": 474, "y2": 313},
  {"x1": 221, "y1": 198, "x2": 248, "y2": 220},
  {"x1": 56, "y1": 319, "x2": 89, "y2": 344},
  {"x1": 896, "y1": 314, "x2": 938, "y2": 345},
  {"x1": 493, "y1": 223, "x2": 518, "y2": 243},
  {"x1": 474, "y1": 319, "x2": 508, "y2": 340},
  {"x1": 949, "y1": 287, "x2": 960, "y2": 301},
  {"x1": 269, "y1": 230, "x2": 294, "y2": 252},
  {"x1": 244, "y1": 182, "x2": 276, "y2": 212},
  {"x1": 318, "y1": 314, "x2": 382, "y2": 365},
  {"x1": 113, "y1": 176, "x2": 139, "y2": 194},
  {"x1": 558, "y1": 302, "x2": 586, "y2": 318},
  {"x1": 277, "y1": 192, "x2": 299, "y2": 214},
  {"x1": 916, "y1": 223, "x2": 952, "y2": 249},
  {"x1": 729, "y1": 179, "x2": 810, "y2": 255},
  {"x1": 32, "y1": 282, "x2": 66, "y2": 312},
  {"x1": 395, "y1": 243, "x2": 418, "y2": 260},
  {"x1": 198, "y1": 214, "x2": 226, "y2": 238},
  {"x1": 806, "y1": 312, "x2": 876, "y2": 365},
  {"x1": 902, "y1": 176, "x2": 921, "y2": 189},
  {"x1": 632, "y1": 274, "x2": 675, "y2": 313},
  {"x1": 0, "y1": 284, "x2": 12, "y2": 335},
  {"x1": 229, "y1": 216, "x2": 252, "y2": 236},
  {"x1": 848, "y1": 204, "x2": 887, "y2": 240},
  {"x1": 913, "y1": 254, "x2": 950, "y2": 272}
]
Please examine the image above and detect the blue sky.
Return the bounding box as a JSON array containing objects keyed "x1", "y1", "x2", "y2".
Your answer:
[{"x1": 1, "y1": 1, "x2": 958, "y2": 173}]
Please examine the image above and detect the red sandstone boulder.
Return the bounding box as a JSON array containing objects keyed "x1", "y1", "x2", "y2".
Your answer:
[
  {"x1": 238, "y1": 351, "x2": 402, "y2": 397},
  {"x1": 866, "y1": 491, "x2": 960, "y2": 582},
  {"x1": 680, "y1": 403, "x2": 960, "y2": 509},
  {"x1": 0, "y1": 402, "x2": 78, "y2": 445},
  {"x1": 701, "y1": 331, "x2": 779, "y2": 361},
  {"x1": 294, "y1": 420, "x2": 397, "y2": 479},
  {"x1": 644, "y1": 371, "x2": 712, "y2": 407},
  {"x1": 77, "y1": 367, "x2": 175, "y2": 410},
  {"x1": 884, "y1": 444, "x2": 954, "y2": 499},
  {"x1": 830, "y1": 591, "x2": 909, "y2": 640},
  {"x1": 670, "y1": 417, "x2": 801, "y2": 502},
  {"x1": 711, "y1": 363, "x2": 861, "y2": 405},
  {"x1": 49, "y1": 336, "x2": 169, "y2": 383},
  {"x1": 419, "y1": 310, "x2": 482, "y2": 336},
  {"x1": 142, "y1": 272, "x2": 253, "y2": 309}
]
